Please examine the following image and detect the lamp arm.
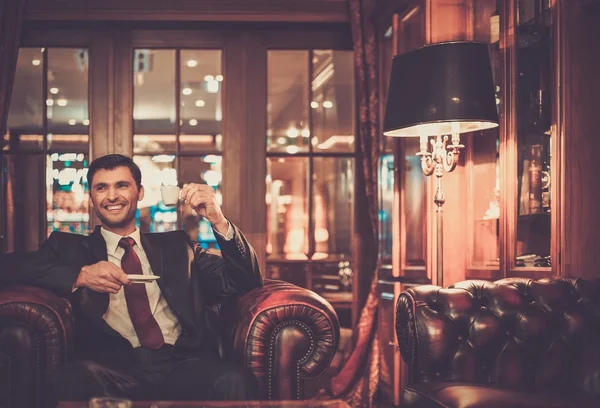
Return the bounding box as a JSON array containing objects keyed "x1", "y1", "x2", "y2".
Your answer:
[
  {"x1": 420, "y1": 155, "x2": 435, "y2": 176},
  {"x1": 444, "y1": 149, "x2": 460, "y2": 172},
  {"x1": 443, "y1": 133, "x2": 464, "y2": 173}
]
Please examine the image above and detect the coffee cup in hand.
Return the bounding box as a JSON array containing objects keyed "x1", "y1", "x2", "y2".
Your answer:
[{"x1": 160, "y1": 185, "x2": 180, "y2": 206}]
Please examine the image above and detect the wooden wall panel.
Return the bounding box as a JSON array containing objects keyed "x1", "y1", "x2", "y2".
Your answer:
[
  {"x1": 561, "y1": 0, "x2": 600, "y2": 279},
  {"x1": 25, "y1": 0, "x2": 350, "y2": 23}
]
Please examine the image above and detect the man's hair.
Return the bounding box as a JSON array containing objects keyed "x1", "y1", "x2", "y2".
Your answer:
[{"x1": 87, "y1": 154, "x2": 142, "y2": 189}]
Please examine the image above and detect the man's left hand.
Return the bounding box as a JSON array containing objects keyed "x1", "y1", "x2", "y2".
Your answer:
[{"x1": 181, "y1": 183, "x2": 228, "y2": 235}]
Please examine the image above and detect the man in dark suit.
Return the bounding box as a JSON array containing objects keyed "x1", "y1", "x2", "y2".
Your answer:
[{"x1": 0, "y1": 154, "x2": 263, "y2": 403}]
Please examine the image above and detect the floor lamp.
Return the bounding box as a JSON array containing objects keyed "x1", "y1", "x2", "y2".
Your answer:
[{"x1": 382, "y1": 41, "x2": 499, "y2": 288}]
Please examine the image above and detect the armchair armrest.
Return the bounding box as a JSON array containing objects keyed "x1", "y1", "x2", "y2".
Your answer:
[
  {"x1": 221, "y1": 280, "x2": 340, "y2": 400},
  {"x1": 0, "y1": 285, "x2": 73, "y2": 408}
]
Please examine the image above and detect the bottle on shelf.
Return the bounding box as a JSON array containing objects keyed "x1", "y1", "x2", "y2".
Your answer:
[
  {"x1": 490, "y1": 2, "x2": 500, "y2": 45},
  {"x1": 542, "y1": 139, "x2": 551, "y2": 213},
  {"x1": 528, "y1": 144, "x2": 543, "y2": 214}
]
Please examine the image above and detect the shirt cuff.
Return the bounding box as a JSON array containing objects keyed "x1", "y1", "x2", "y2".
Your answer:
[{"x1": 213, "y1": 220, "x2": 234, "y2": 241}]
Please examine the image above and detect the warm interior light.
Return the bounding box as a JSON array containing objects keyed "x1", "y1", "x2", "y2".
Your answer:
[{"x1": 383, "y1": 120, "x2": 498, "y2": 137}]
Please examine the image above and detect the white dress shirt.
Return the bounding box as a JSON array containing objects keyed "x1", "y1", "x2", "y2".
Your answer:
[{"x1": 99, "y1": 223, "x2": 233, "y2": 348}]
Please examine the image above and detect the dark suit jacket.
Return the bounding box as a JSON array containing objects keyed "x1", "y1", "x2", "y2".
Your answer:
[{"x1": 0, "y1": 222, "x2": 263, "y2": 361}]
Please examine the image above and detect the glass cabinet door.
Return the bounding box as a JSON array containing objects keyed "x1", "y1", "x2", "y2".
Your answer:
[
  {"x1": 467, "y1": 1, "x2": 502, "y2": 275},
  {"x1": 511, "y1": 0, "x2": 553, "y2": 270}
]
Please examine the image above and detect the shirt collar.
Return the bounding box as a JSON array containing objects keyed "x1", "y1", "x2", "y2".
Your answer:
[{"x1": 100, "y1": 227, "x2": 142, "y2": 255}]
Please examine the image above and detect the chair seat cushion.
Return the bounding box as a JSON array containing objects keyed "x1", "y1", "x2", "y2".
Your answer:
[{"x1": 402, "y1": 382, "x2": 600, "y2": 408}]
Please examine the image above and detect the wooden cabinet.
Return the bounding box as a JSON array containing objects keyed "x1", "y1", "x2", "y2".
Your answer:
[{"x1": 374, "y1": 0, "x2": 592, "y2": 287}]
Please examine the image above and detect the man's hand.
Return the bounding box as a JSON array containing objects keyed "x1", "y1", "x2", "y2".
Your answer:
[
  {"x1": 75, "y1": 261, "x2": 131, "y2": 294},
  {"x1": 180, "y1": 183, "x2": 229, "y2": 235}
]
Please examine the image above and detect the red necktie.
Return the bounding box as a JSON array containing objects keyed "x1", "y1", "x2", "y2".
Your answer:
[{"x1": 118, "y1": 237, "x2": 165, "y2": 349}]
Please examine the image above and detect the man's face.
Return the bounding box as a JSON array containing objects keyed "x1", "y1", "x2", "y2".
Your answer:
[{"x1": 89, "y1": 166, "x2": 144, "y2": 231}]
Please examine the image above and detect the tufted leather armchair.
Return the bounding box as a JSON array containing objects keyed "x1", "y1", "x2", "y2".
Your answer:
[
  {"x1": 396, "y1": 277, "x2": 600, "y2": 408},
  {"x1": 0, "y1": 279, "x2": 339, "y2": 408}
]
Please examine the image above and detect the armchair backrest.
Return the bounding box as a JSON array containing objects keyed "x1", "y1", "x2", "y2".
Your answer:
[{"x1": 396, "y1": 277, "x2": 600, "y2": 394}]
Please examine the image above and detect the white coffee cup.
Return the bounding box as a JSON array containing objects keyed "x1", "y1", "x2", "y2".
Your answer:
[{"x1": 160, "y1": 185, "x2": 180, "y2": 206}]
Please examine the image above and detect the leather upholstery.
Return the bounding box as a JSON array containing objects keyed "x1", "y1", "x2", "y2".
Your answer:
[
  {"x1": 0, "y1": 280, "x2": 339, "y2": 407},
  {"x1": 396, "y1": 277, "x2": 600, "y2": 408},
  {"x1": 221, "y1": 279, "x2": 340, "y2": 400}
]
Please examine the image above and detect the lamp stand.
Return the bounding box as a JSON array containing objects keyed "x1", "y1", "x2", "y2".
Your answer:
[{"x1": 417, "y1": 134, "x2": 464, "y2": 288}]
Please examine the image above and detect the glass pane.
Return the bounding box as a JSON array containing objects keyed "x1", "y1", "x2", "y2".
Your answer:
[
  {"x1": 2, "y1": 154, "x2": 45, "y2": 252},
  {"x1": 134, "y1": 135, "x2": 177, "y2": 154},
  {"x1": 267, "y1": 51, "x2": 309, "y2": 153},
  {"x1": 379, "y1": 154, "x2": 394, "y2": 263},
  {"x1": 471, "y1": 137, "x2": 500, "y2": 268},
  {"x1": 47, "y1": 153, "x2": 90, "y2": 235},
  {"x1": 179, "y1": 155, "x2": 222, "y2": 249},
  {"x1": 470, "y1": 1, "x2": 501, "y2": 270},
  {"x1": 312, "y1": 261, "x2": 353, "y2": 294},
  {"x1": 47, "y1": 48, "x2": 89, "y2": 153},
  {"x1": 515, "y1": 0, "x2": 552, "y2": 268},
  {"x1": 266, "y1": 157, "x2": 309, "y2": 260},
  {"x1": 180, "y1": 50, "x2": 222, "y2": 152},
  {"x1": 403, "y1": 138, "x2": 427, "y2": 267},
  {"x1": 134, "y1": 155, "x2": 178, "y2": 233},
  {"x1": 311, "y1": 157, "x2": 354, "y2": 260},
  {"x1": 133, "y1": 50, "x2": 176, "y2": 141},
  {"x1": 398, "y1": 6, "x2": 425, "y2": 53},
  {"x1": 311, "y1": 50, "x2": 355, "y2": 153},
  {"x1": 266, "y1": 262, "x2": 308, "y2": 289},
  {"x1": 4, "y1": 48, "x2": 43, "y2": 152}
]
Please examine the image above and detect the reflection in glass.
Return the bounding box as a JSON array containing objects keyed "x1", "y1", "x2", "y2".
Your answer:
[
  {"x1": 133, "y1": 135, "x2": 177, "y2": 154},
  {"x1": 311, "y1": 50, "x2": 355, "y2": 153},
  {"x1": 266, "y1": 157, "x2": 309, "y2": 259},
  {"x1": 47, "y1": 48, "x2": 89, "y2": 153},
  {"x1": 46, "y1": 153, "x2": 90, "y2": 236},
  {"x1": 379, "y1": 154, "x2": 394, "y2": 262},
  {"x1": 267, "y1": 51, "x2": 309, "y2": 153},
  {"x1": 515, "y1": 0, "x2": 552, "y2": 267},
  {"x1": 180, "y1": 50, "x2": 222, "y2": 152},
  {"x1": 403, "y1": 138, "x2": 426, "y2": 266},
  {"x1": 312, "y1": 157, "x2": 354, "y2": 260},
  {"x1": 267, "y1": 262, "x2": 308, "y2": 289},
  {"x1": 312, "y1": 261, "x2": 353, "y2": 294},
  {"x1": 179, "y1": 156, "x2": 222, "y2": 249},
  {"x1": 4, "y1": 48, "x2": 43, "y2": 152},
  {"x1": 134, "y1": 155, "x2": 178, "y2": 234},
  {"x1": 133, "y1": 50, "x2": 176, "y2": 140},
  {"x1": 381, "y1": 25, "x2": 394, "y2": 153}
]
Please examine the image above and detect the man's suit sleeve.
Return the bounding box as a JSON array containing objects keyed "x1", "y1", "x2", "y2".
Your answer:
[
  {"x1": 0, "y1": 232, "x2": 81, "y2": 298},
  {"x1": 189, "y1": 221, "x2": 263, "y2": 298}
]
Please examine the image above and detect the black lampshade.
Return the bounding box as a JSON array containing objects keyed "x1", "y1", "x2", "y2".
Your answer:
[{"x1": 383, "y1": 41, "x2": 499, "y2": 137}]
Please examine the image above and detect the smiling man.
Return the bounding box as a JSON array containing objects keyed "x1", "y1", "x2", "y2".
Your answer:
[{"x1": 0, "y1": 154, "x2": 263, "y2": 404}]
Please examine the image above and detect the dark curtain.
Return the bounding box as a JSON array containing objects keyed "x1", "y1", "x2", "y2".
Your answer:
[
  {"x1": 0, "y1": 0, "x2": 26, "y2": 135},
  {"x1": 318, "y1": 0, "x2": 381, "y2": 406},
  {"x1": 0, "y1": 0, "x2": 27, "y2": 254}
]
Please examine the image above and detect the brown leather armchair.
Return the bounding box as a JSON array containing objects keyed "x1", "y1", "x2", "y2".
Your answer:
[
  {"x1": 0, "y1": 279, "x2": 339, "y2": 408},
  {"x1": 396, "y1": 277, "x2": 600, "y2": 408}
]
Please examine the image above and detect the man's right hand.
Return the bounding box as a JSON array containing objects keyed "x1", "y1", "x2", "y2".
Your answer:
[{"x1": 74, "y1": 261, "x2": 131, "y2": 294}]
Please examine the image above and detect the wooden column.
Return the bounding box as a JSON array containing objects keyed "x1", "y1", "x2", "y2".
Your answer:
[
  {"x1": 222, "y1": 32, "x2": 267, "y2": 272},
  {"x1": 560, "y1": 0, "x2": 600, "y2": 279}
]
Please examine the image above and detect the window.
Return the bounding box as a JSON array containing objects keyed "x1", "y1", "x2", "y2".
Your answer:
[
  {"x1": 3, "y1": 47, "x2": 90, "y2": 251},
  {"x1": 265, "y1": 49, "x2": 355, "y2": 327},
  {"x1": 132, "y1": 49, "x2": 223, "y2": 249}
]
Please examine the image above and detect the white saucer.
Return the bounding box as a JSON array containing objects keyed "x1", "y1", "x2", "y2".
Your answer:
[{"x1": 126, "y1": 274, "x2": 160, "y2": 283}]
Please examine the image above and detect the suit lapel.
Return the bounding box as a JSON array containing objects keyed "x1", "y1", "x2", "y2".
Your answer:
[
  {"x1": 141, "y1": 232, "x2": 195, "y2": 330},
  {"x1": 78, "y1": 226, "x2": 110, "y2": 324}
]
